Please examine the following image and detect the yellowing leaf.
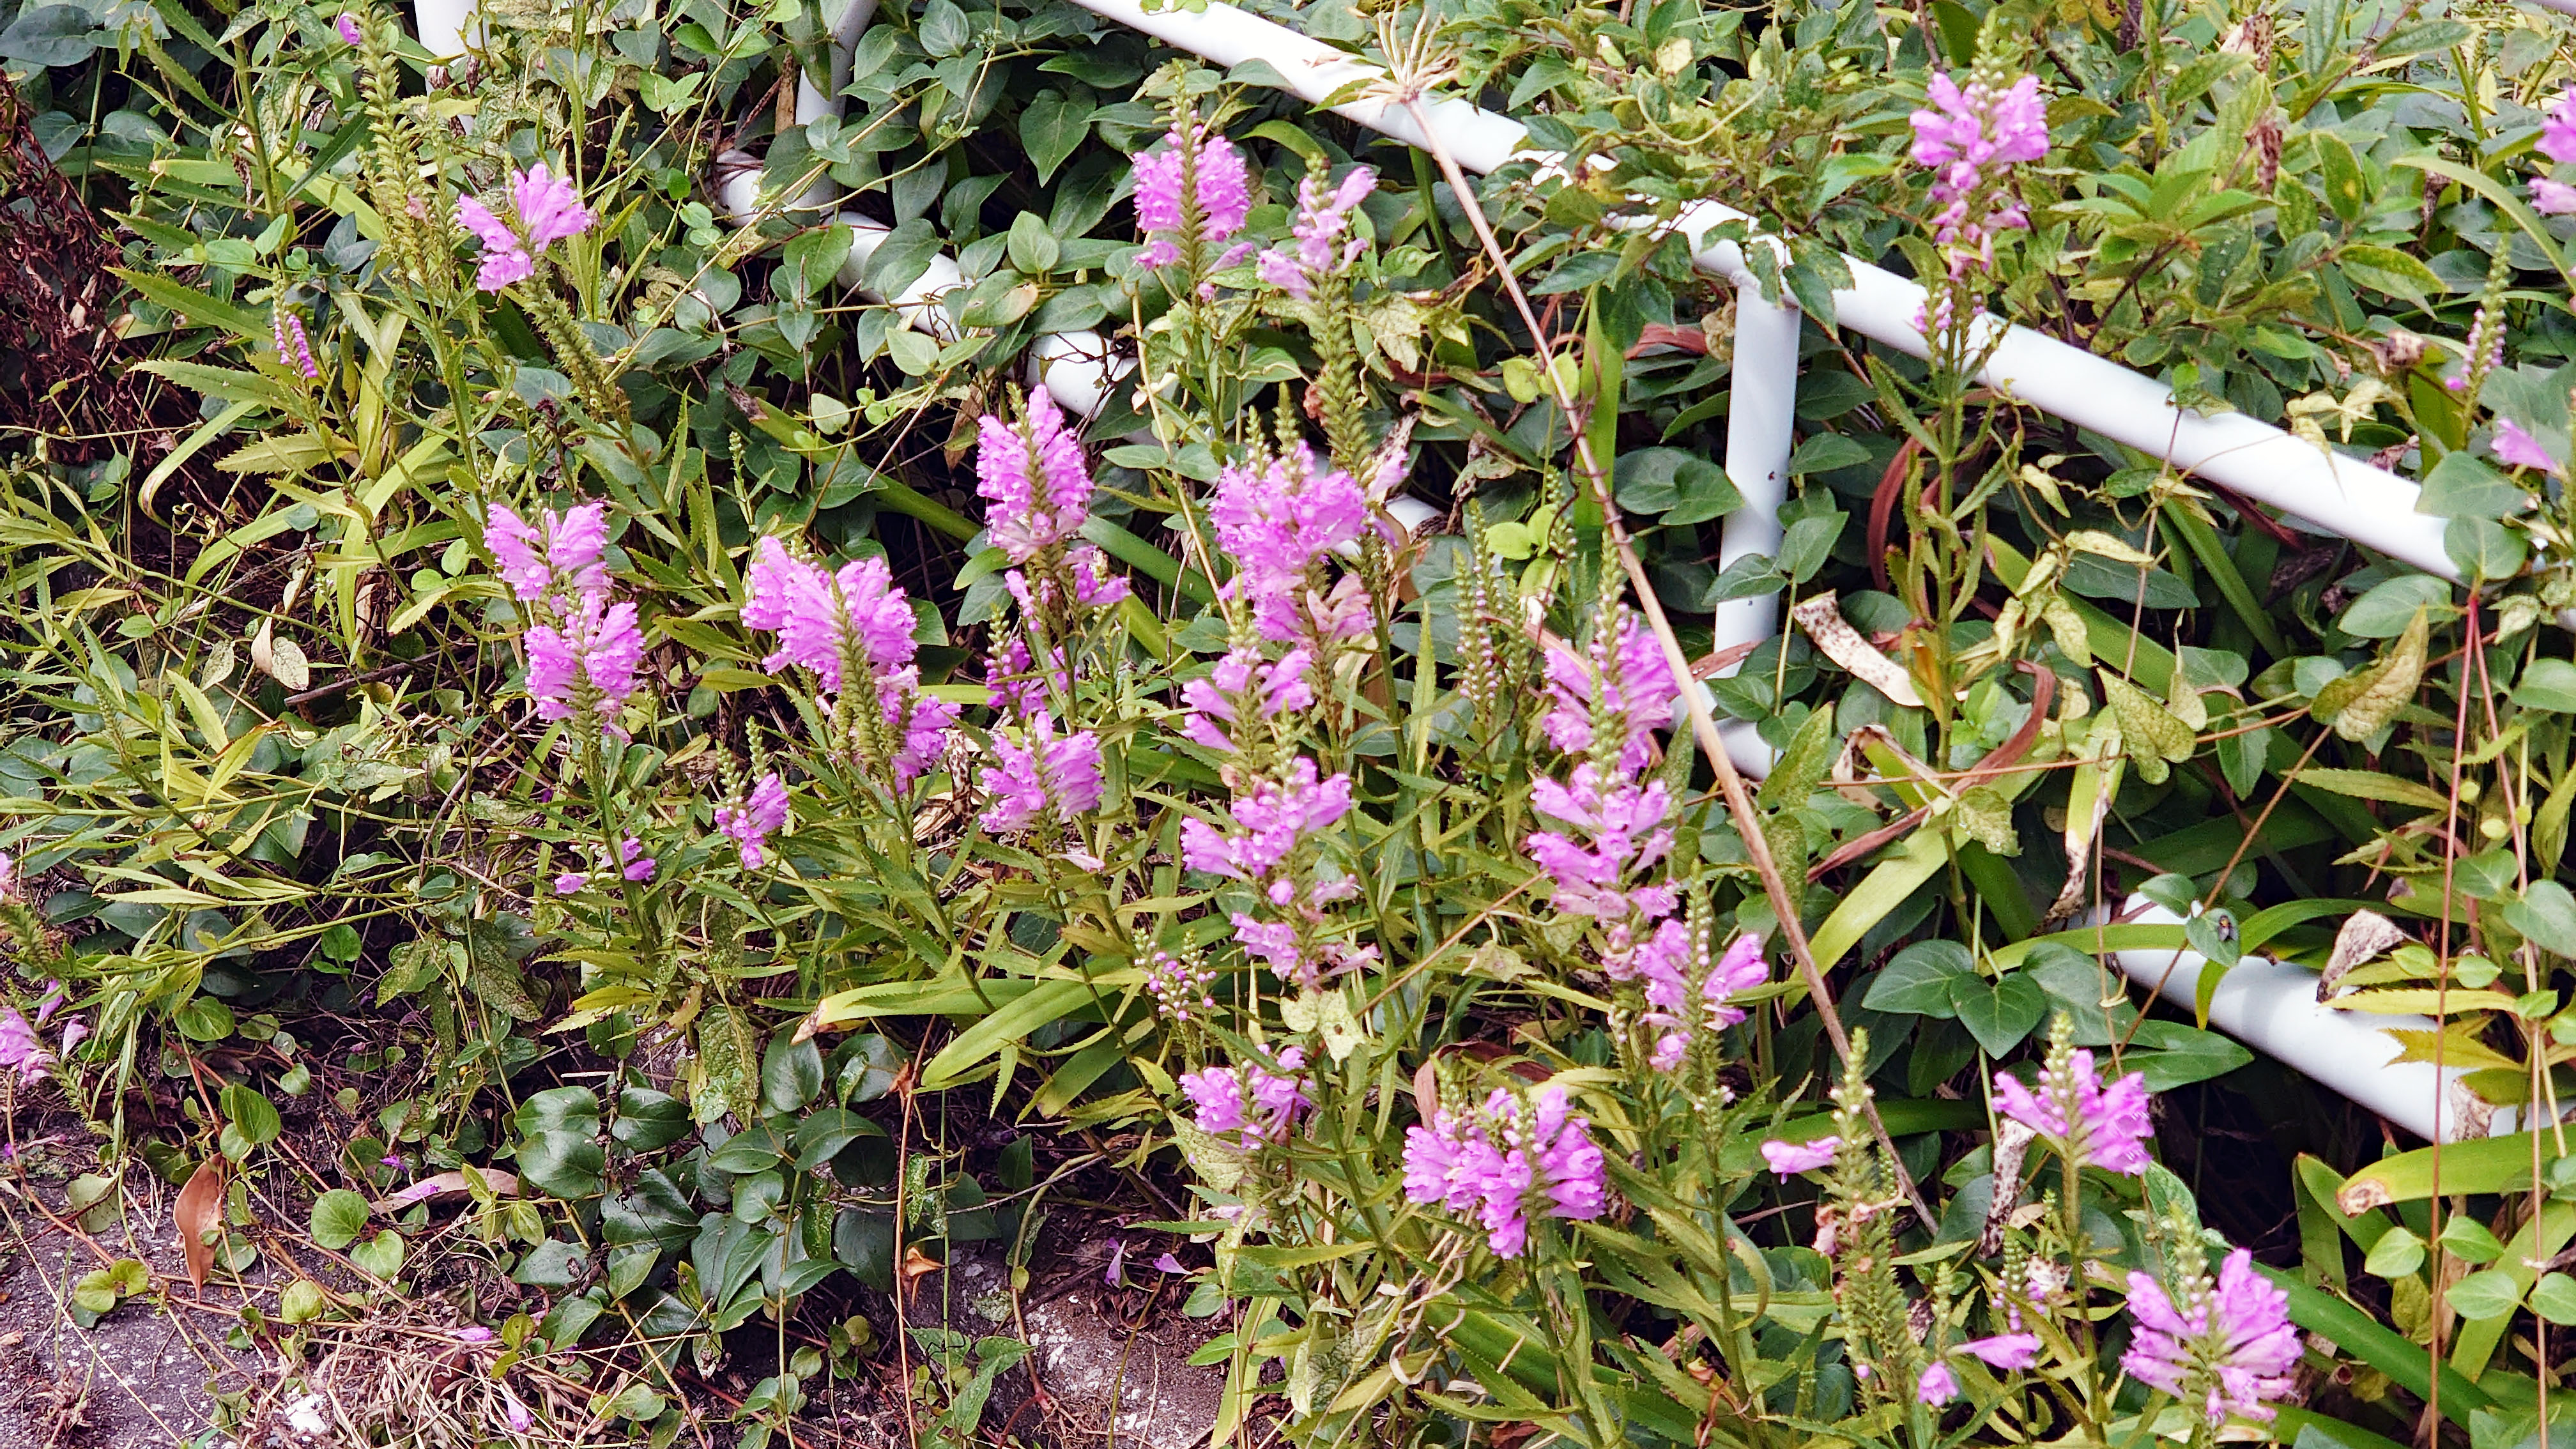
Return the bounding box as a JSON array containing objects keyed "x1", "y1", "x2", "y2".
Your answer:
[
  {"x1": 2313, "y1": 607, "x2": 2428, "y2": 741},
  {"x1": 2100, "y1": 670, "x2": 2193, "y2": 784}
]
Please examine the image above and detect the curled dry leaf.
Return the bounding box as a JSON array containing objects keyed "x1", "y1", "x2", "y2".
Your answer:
[
  {"x1": 175, "y1": 1158, "x2": 224, "y2": 1290},
  {"x1": 1791, "y1": 592, "x2": 1923, "y2": 707},
  {"x1": 2319, "y1": 910, "x2": 2409, "y2": 1002},
  {"x1": 249, "y1": 620, "x2": 312, "y2": 692}
]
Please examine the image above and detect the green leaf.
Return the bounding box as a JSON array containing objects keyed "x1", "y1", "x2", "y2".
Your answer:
[
  {"x1": 515, "y1": 1086, "x2": 601, "y2": 1139},
  {"x1": 349, "y1": 1230, "x2": 404, "y2": 1279},
  {"x1": 2506, "y1": 881, "x2": 2576, "y2": 957},
  {"x1": 2444, "y1": 516, "x2": 2527, "y2": 582},
  {"x1": 2293, "y1": 769, "x2": 2450, "y2": 813},
  {"x1": 1862, "y1": 940, "x2": 1972, "y2": 1017},
  {"x1": 2124, "y1": 1018, "x2": 2255, "y2": 1090},
  {"x1": 2416, "y1": 450, "x2": 2527, "y2": 521},
  {"x1": 793, "y1": 1107, "x2": 885, "y2": 1170},
  {"x1": 220, "y1": 1084, "x2": 282, "y2": 1147},
  {"x1": 2338, "y1": 245, "x2": 2441, "y2": 302},
  {"x1": 2531, "y1": 1272, "x2": 2576, "y2": 1326},
  {"x1": 2312, "y1": 608, "x2": 2427, "y2": 741},
  {"x1": 310, "y1": 1189, "x2": 370, "y2": 1250},
  {"x1": 2514, "y1": 659, "x2": 2576, "y2": 712},
  {"x1": 1948, "y1": 972, "x2": 2046, "y2": 1055},
  {"x1": 2446, "y1": 1269, "x2": 2524, "y2": 1321},
  {"x1": 2364, "y1": 1226, "x2": 2426, "y2": 1278},
  {"x1": 513, "y1": 1239, "x2": 589, "y2": 1288},
  {"x1": 278, "y1": 1279, "x2": 327, "y2": 1323},
  {"x1": 2313, "y1": 134, "x2": 2367, "y2": 225},
  {"x1": 612, "y1": 1087, "x2": 692, "y2": 1152},
  {"x1": 2439, "y1": 1215, "x2": 2508, "y2": 1264},
  {"x1": 763, "y1": 1032, "x2": 824, "y2": 1114},
  {"x1": 1613, "y1": 447, "x2": 1742, "y2": 525},
  {"x1": 2340, "y1": 574, "x2": 2451, "y2": 637},
  {"x1": 519, "y1": 1133, "x2": 606, "y2": 1199},
  {"x1": 0, "y1": 6, "x2": 100, "y2": 68},
  {"x1": 705, "y1": 1124, "x2": 786, "y2": 1174},
  {"x1": 834, "y1": 1034, "x2": 908, "y2": 1104},
  {"x1": 919, "y1": 976, "x2": 1133, "y2": 1089},
  {"x1": 1020, "y1": 91, "x2": 1093, "y2": 184}
]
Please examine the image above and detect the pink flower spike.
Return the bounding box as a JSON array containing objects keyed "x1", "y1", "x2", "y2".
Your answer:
[
  {"x1": 2493, "y1": 418, "x2": 2564, "y2": 478},
  {"x1": 1760, "y1": 1137, "x2": 1838, "y2": 1176}
]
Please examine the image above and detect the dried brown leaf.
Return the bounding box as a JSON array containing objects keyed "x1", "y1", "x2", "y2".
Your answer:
[{"x1": 175, "y1": 1158, "x2": 224, "y2": 1290}]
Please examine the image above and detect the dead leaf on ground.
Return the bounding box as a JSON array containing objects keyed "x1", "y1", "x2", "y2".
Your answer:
[{"x1": 175, "y1": 1158, "x2": 224, "y2": 1289}]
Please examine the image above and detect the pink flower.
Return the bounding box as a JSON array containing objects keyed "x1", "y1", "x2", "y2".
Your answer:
[
  {"x1": 33, "y1": 983, "x2": 63, "y2": 1029},
  {"x1": 742, "y1": 538, "x2": 918, "y2": 693},
  {"x1": 1181, "y1": 1048, "x2": 1308, "y2": 1147},
  {"x1": 334, "y1": 12, "x2": 361, "y2": 42},
  {"x1": 1209, "y1": 445, "x2": 1370, "y2": 643},
  {"x1": 1917, "y1": 1361, "x2": 1958, "y2": 1406},
  {"x1": 0, "y1": 1008, "x2": 49, "y2": 1082},
  {"x1": 1631, "y1": 926, "x2": 1766, "y2": 1066},
  {"x1": 1993, "y1": 1048, "x2": 2152, "y2": 1175},
  {"x1": 454, "y1": 165, "x2": 592, "y2": 291},
  {"x1": 1178, "y1": 757, "x2": 1352, "y2": 882},
  {"x1": 2540, "y1": 87, "x2": 2576, "y2": 167},
  {"x1": 524, "y1": 592, "x2": 642, "y2": 728},
  {"x1": 2492, "y1": 418, "x2": 2564, "y2": 478},
  {"x1": 1540, "y1": 615, "x2": 1679, "y2": 776},
  {"x1": 1760, "y1": 1137, "x2": 1838, "y2": 1175},
  {"x1": 1153, "y1": 1252, "x2": 1185, "y2": 1273},
  {"x1": 457, "y1": 1325, "x2": 496, "y2": 1344},
  {"x1": 716, "y1": 772, "x2": 792, "y2": 868},
  {"x1": 1131, "y1": 119, "x2": 1251, "y2": 268},
  {"x1": 1257, "y1": 166, "x2": 1376, "y2": 299},
  {"x1": 510, "y1": 164, "x2": 594, "y2": 249},
  {"x1": 2122, "y1": 1248, "x2": 2298, "y2": 1423},
  {"x1": 976, "y1": 389, "x2": 1094, "y2": 564},
  {"x1": 978, "y1": 712, "x2": 1106, "y2": 832},
  {"x1": 1908, "y1": 72, "x2": 2048, "y2": 281},
  {"x1": 554, "y1": 871, "x2": 587, "y2": 894},
  {"x1": 617, "y1": 838, "x2": 655, "y2": 882},
  {"x1": 57, "y1": 1020, "x2": 86, "y2": 1056},
  {"x1": 1399, "y1": 1087, "x2": 1605, "y2": 1259},
  {"x1": 2533, "y1": 178, "x2": 2576, "y2": 215},
  {"x1": 1179, "y1": 646, "x2": 1313, "y2": 754},
  {"x1": 486, "y1": 501, "x2": 608, "y2": 602},
  {"x1": 1960, "y1": 1332, "x2": 2041, "y2": 1370},
  {"x1": 1524, "y1": 765, "x2": 1676, "y2": 921}
]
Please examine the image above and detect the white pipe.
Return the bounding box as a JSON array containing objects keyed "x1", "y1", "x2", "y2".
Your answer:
[
  {"x1": 1704, "y1": 289, "x2": 1800, "y2": 778},
  {"x1": 2101, "y1": 895, "x2": 2510, "y2": 1142},
  {"x1": 1061, "y1": 0, "x2": 2467, "y2": 587},
  {"x1": 413, "y1": 0, "x2": 476, "y2": 58}
]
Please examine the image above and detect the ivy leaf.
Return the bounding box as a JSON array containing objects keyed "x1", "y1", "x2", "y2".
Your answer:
[
  {"x1": 1948, "y1": 972, "x2": 2046, "y2": 1055},
  {"x1": 2312, "y1": 607, "x2": 2428, "y2": 741},
  {"x1": 310, "y1": 1190, "x2": 370, "y2": 1250},
  {"x1": 1020, "y1": 91, "x2": 1093, "y2": 185}
]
